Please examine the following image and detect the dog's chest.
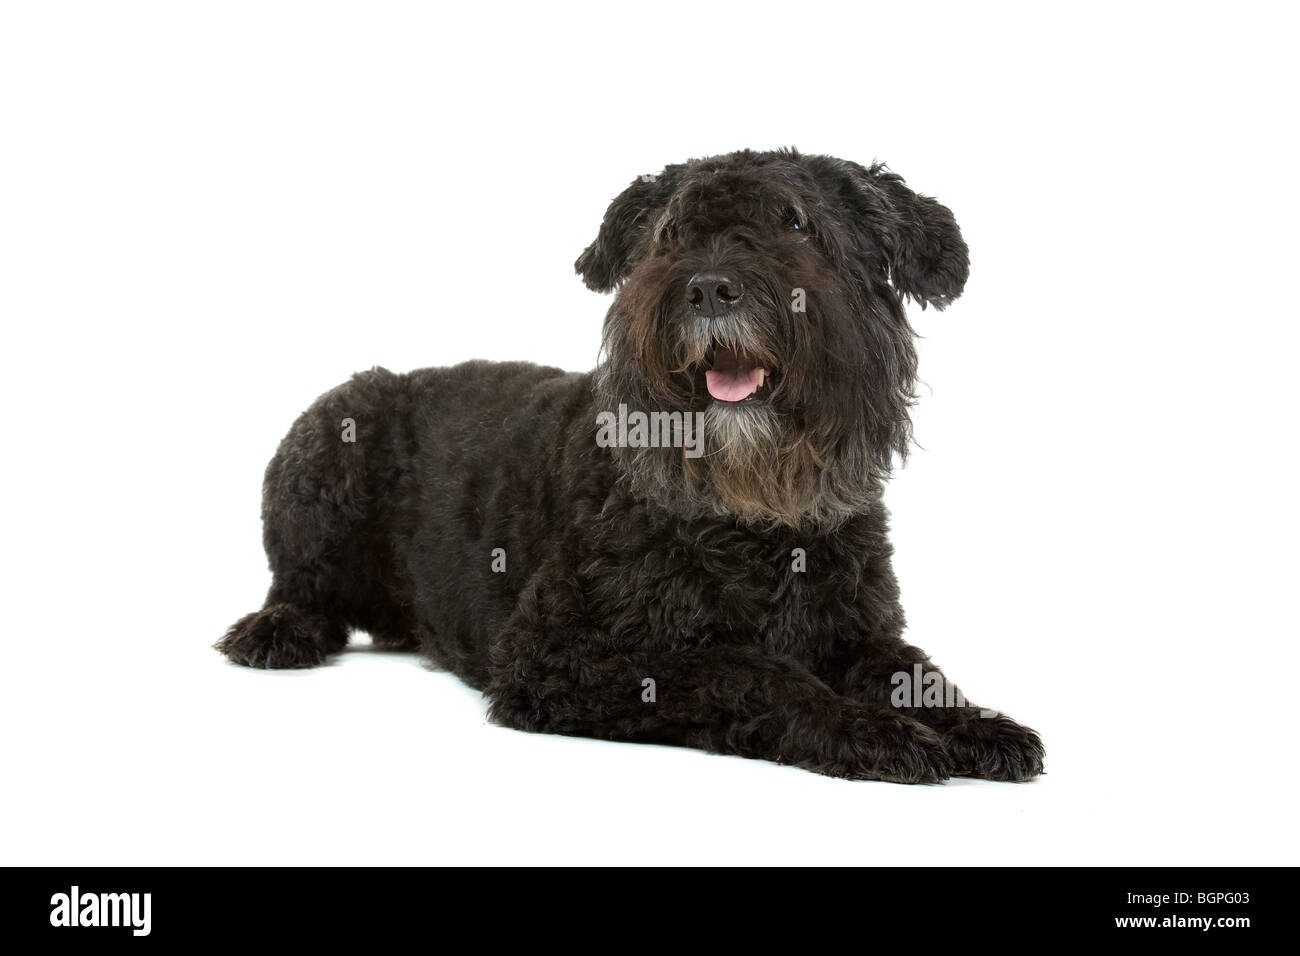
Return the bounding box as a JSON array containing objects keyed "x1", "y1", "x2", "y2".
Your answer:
[{"x1": 590, "y1": 526, "x2": 859, "y2": 656}]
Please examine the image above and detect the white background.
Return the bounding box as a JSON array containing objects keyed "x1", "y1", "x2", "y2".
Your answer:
[{"x1": 2, "y1": 1, "x2": 1296, "y2": 866}]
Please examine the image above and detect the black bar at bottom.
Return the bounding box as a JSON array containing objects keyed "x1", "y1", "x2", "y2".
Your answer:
[{"x1": 3, "y1": 866, "x2": 1286, "y2": 943}]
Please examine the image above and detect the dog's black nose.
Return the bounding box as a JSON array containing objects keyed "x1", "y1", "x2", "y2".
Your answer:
[{"x1": 686, "y1": 273, "x2": 743, "y2": 315}]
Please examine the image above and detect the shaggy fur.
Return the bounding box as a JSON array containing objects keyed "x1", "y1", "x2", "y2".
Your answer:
[{"x1": 218, "y1": 148, "x2": 1044, "y2": 783}]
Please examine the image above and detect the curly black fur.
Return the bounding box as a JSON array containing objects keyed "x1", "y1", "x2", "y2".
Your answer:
[{"x1": 217, "y1": 148, "x2": 1044, "y2": 783}]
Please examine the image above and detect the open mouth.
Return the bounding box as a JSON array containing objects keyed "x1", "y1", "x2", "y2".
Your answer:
[{"x1": 704, "y1": 345, "x2": 774, "y2": 403}]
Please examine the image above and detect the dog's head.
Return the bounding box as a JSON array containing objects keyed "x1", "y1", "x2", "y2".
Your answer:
[{"x1": 580, "y1": 148, "x2": 969, "y2": 527}]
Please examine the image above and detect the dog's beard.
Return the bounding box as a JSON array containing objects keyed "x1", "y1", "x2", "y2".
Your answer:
[
  {"x1": 593, "y1": 390, "x2": 882, "y2": 528},
  {"x1": 596, "y1": 317, "x2": 884, "y2": 529},
  {"x1": 689, "y1": 402, "x2": 832, "y2": 523}
]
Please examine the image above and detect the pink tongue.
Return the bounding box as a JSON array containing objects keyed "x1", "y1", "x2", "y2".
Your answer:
[{"x1": 706, "y1": 365, "x2": 763, "y2": 402}]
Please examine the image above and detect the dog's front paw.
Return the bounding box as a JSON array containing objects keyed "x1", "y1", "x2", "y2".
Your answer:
[
  {"x1": 943, "y1": 713, "x2": 1044, "y2": 781},
  {"x1": 814, "y1": 711, "x2": 953, "y2": 784}
]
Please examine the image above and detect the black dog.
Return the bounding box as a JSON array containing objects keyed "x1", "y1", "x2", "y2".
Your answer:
[{"x1": 218, "y1": 148, "x2": 1044, "y2": 783}]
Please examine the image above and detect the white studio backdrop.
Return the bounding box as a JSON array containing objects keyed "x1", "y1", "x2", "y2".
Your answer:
[{"x1": 1, "y1": 1, "x2": 1296, "y2": 865}]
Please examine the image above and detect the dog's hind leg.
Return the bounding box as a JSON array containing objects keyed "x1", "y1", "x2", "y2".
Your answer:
[
  {"x1": 217, "y1": 369, "x2": 410, "y2": 669},
  {"x1": 216, "y1": 489, "x2": 358, "y2": 668},
  {"x1": 216, "y1": 598, "x2": 348, "y2": 670}
]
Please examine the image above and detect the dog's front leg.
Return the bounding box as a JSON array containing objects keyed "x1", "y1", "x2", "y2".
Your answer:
[
  {"x1": 828, "y1": 639, "x2": 1045, "y2": 782},
  {"x1": 483, "y1": 565, "x2": 952, "y2": 783}
]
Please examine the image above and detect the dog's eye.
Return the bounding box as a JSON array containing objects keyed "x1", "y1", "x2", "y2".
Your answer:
[{"x1": 784, "y1": 210, "x2": 805, "y2": 232}]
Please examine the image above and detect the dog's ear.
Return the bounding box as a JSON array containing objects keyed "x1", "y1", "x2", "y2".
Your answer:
[
  {"x1": 575, "y1": 167, "x2": 681, "y2": 293},
  {"x1": 820, "y1": 160, "x2": 970, "y2": 310}
]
